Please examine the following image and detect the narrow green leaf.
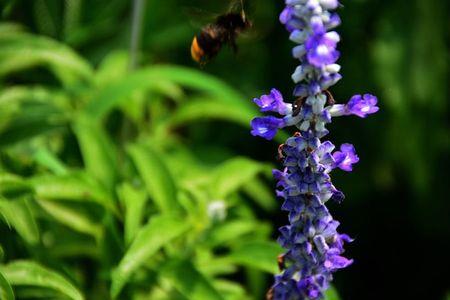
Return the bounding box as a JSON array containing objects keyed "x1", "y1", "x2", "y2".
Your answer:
[
  {"x1": 127, "y1": 143, "x2": 180, "y2": 213},
  {"x1": 206, "y1": 220, "x2": 259, "y2": 247},
  {"x1": 37, "y1": 199, "x2": 102, "y2": 239},
  {"x1": 160, "y1": 259, "x2": 224, "y2": 300},
  {"x1": 0, "y1": 260, "x2": 83, "y2": 300},
  {"x1": 30, "y1": 173, "x2": 118, "y2": 215},
  {"x1": 213, "y1": 279, "x2": 247, "y2": 300},
  {"x1": 0, "y1": 100, "x2": 66, "y2": 147},
  {"x1": 33, "y1": 148, "x2": 68, "y2": 175},
  {"x1": 0, "y1": 198, "x2": 40, "y2": 245},
  {"x1": 73, "y1": 115, "x2": 118, "y2": 190},
  {"x1": 117, "y1": 183, "x2": 148, "y2": 244},
  {"x1": 226, "y1": 241, "x2": 283, "y2": 274},
  {"x1": 0, "y1": 173, "x2": 33, "y2": 198},
  {"x1": 0, "y1": 270, "x2": 14, "y2": 300},
  {"x1": 242, "y1": 177, "x2": 277, "y2": 211},
  {"x1": 83, "y1": 65, "x2": 255, "y2": 119},
  {"x1": 210, "y1": 157, "x2": 268, "y2": 199},
  {"x1": 0, "y1": 31, "x2": 93, "y2": 83},
  {"x1": 94, "y1": 51, "x2": 129, "y2": 87},
  {"x1": 165, "y1": 97, "x2": 252, "y2": 129},
  {"x1": 111, "y1": 214, "x2": 189, "y2": 297}
]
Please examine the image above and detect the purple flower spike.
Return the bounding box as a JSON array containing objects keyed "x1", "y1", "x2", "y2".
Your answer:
[
  {"x1": 253, "y1": 88, "x2": 290, "y2": 115},
  {"x1": 346, "y1": 94, "x2": 379, "y2": 118},
  {"x1": 333, "y1": 143, "x2": 359, "y2": 171},
  {"x1": 251, "y1": 1, "x2": 378, "y2": 298},
  {"x1": 305, "y1": 32, "x2": 340, "y2": 67},
  {"x1": 251, "y1": 116, "x2": 285, "y2": 140}
]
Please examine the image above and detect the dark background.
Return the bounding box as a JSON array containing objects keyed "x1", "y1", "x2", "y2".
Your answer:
[{"x1": 1, "y1": 0, "x2": 449, "y2": 299}]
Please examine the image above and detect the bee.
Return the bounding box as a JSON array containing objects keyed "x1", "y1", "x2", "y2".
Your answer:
[{"x1": 190, "y1": 0, "x2": 251, "y2": 65}]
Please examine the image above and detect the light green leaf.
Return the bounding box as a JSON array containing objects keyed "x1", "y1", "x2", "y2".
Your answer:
[
  {"x1": 0, "y1": 260, "x2": 83, "y2": 300},
  {"x1": 117, "y1": 183, "x2": 147, "y2": 244},
  {"x1": 324, "y1": 286, "x2": 341, "y2": 300},
  {"x1": 225, "y1": 241, "x2": 283, "y2": 274},
  {"x1": 127, "y1": 143, "x2": 180, "y2": 213},
  {"x1": 206, "y1": 220, "x2": 259, "y2": 247},
  {"x1": 37, "y1": 199, "x2": 102, "y2": 239},
  {"x1": 111, "y1": 214, "x2": 189, "y2": 297},
  {"x1": 209, "y1": 157, "x2": 269, "y2": 199},
  {"x1": 0, "y1": 99, "x2": 67, "y2": 147},
  {"x1": 213, "y1": 279, "x2": 247, "y2": 300},
  {"x1": 83, "y1": 65, "x2": 254, "y2": 119},
  {"x1": 160, "y1": 259, "x2": 224, "y2": 300},
  {"x1": 30, "y1": 173, "x2": 118, "y2": 215},
  {"x1": 0, "y1": 198, "x2": 40, "y2": 245},
  {"x1": 0, "y1": 270, "x2": 14, "y2": 300},
  {"x1": 33, "y1": 148, "x2": 68, "y2": 175},
  {"x1": 0, "y1": 173, "x2": 33, "y2": 199},
  {"x1": 73, "y1": 115, "x2": 118, "y2": 190},
  {"x1": 242, "y1": 177, "x2": 277, "y2": 211},
  {"x1": 94, "y1": 51, "x2": 129, "y2": 87},
  {"x1": 0, "y1": 31, "x2": 93, "y2": 84},
  {"x1": 164, "y1": 97, "x2": 252, "y2": 129}
]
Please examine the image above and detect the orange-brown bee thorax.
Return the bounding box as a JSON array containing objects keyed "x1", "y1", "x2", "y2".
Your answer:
[{"x1": 190, "y1": 36, "x2": 205, "y2": 63}]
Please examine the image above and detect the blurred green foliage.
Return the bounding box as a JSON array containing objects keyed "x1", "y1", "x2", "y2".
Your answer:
[
  {"x1": 0, "y1": 0, "x2": 448, "y2": 299},
  {"x1": 0, "y1": 22, "x2": 286, "y2": 299}
]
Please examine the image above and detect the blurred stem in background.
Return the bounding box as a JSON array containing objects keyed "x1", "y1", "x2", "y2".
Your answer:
[{"x1": 129, "y1": 0, "x2": 146, "y2": 70}]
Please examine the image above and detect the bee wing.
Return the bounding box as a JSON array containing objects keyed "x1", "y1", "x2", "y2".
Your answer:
[{"x1": 183, "y1": 6, "x2": 219, "y2": 29}]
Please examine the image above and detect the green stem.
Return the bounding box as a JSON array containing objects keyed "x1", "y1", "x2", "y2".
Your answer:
[{"x1": 129, "y1": 0, "x2": 146, "y2": 70}]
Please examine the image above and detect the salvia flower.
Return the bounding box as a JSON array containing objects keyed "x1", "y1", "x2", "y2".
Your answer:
[{"x1": 250, "y1": 1, "x2": 379, "y2": 299}]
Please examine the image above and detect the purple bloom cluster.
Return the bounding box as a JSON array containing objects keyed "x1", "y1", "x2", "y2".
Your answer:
[{"x1": 250, "y1": 1, "x2": 378, "y2": 299}]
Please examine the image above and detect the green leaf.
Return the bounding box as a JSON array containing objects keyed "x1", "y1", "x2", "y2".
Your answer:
[
  {"x1": 242, "y1": 177, "x2": 277, "y2": 211},
  {"x1": 0, "y1": 173, "x2": 33, "y2": 198},
  {"x1": 324, "y1": 286, "x2": 341, "y2": 300},
  {"x1": 127, "y1": 143, "x2": 180, "y2": 214},
  {"x1": 160, "y1": 259, "x2": 224, "y2": 300},
  {"x1": 73, "y1": 115, "x2": 118, "y2": 190},
  {"x1": 206, "y1": 220, "x2": 260, "y2": 247},
  {"x1": 33, "y1": 148, "x2": 68, "y2": 175},
  {"x1": 164, "y1": 97, "x2": 252, "y2": 129},
  {"x1": 0, "y1": 270, "x2": 14, "y2": 300},
  {"x1": 0, "y1": 99, "x2": 67, "y2": 147},
  {"x1": 94, "y1": 50, "x2": 129, "y2": 87},
  {"x1": 225, "y1": 241, "x2": 283, "y2": 274},
  {"x1": 213, "y1": 279, "x2": 247, "y2": 300},
  {"x1": 0, "y1": 260, "x2": 83, "y2": 300},
  {"x1": 117, "y1": 183, "x2": 148, "y2": 244},
  {"x1": 30, "y1": 173, "x2": 118, "y2": 215},
  {"x1": 0, "y1": 31, "x2": 93, "y2": 84},
  {"x1": 209, "y1": 157, "x2": 269, "y2": 199},
  {"x1": 83, "y1": 65, "x2": 255, "y2": 119},
  {"x1": 111, "y1": 214, "x2": 189, "y2": 297},
  {"x1": 0, "y1": 197, "x2": 40, "y2": 245},
  {"x1": 37, "y1": 199, "x2": 102, "y2": 238}
]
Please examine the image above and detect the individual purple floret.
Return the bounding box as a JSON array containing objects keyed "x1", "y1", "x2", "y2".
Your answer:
[
  {"x1": 333, "y1": 144, "x2": 359, "y2": 172},
  {"x1": 254, "y1": 88, "x2": 292, "y2": 115},
  {"x1": 346, "y1": 94, "x2": 379, "y2": 118},
  {"x1": 251, "y1": 116, "x2": 286, "y2": 140},
  {"x1": 250, "y1": 1, "x2": 379, "y2": 299}
]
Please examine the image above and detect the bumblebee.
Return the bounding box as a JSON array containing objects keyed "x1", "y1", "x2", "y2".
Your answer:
[{"x1": 190, "y1": 1, "x2": 251, "y2": 64}]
